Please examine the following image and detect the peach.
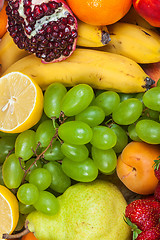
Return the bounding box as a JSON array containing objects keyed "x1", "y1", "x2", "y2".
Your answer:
[
  {"x1": 142, "y1": 62, "x2": 160, "y2": 87},
  {"x1": 133, "y1": 0, "x2": 160, "y2": 27},
  {"x1": 116, "y1": 141, "x2": 160, "y2": 195}
]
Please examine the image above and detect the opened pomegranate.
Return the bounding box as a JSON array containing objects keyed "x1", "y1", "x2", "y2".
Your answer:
[{"x1": 6, "y1": 0, "x2": 78, "y2": 63}]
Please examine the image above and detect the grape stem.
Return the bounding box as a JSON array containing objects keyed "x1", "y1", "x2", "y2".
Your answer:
[
  {"x1": 21, "y1": 128, "x2": 59, "y2": 184},
  {"x1": 2, "y1": 228, "x2": 30, "y2": 239}
]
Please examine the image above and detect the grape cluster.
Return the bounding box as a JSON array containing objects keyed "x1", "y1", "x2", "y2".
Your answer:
[{"x1": 1, "y1": 82, "x2": 160, "y2": 217}]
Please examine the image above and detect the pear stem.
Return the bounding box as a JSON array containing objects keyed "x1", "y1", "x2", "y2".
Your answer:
[{"x1": 2, "y1": 228, "x2": 30, "y2": 239}]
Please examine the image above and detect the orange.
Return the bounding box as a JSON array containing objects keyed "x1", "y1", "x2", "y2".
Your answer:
[
  {"x1": 0, "y1": 72, "x2": 43, "y2": 133},
  {"x1": 116, "y1": 141, "x2": 160, "y2": 195},
  {"x1": 0, "y1": 184, "x2": 19, "y2": 239},
  {"x1": 0, "y1": 1, "x2": 8, "y2": 39},
  {"x1": 22, "y1": 232, "x2": 38, "y2": 240},
  {"x1": 66, "y1": 0, "x2": 132, "y2": 25}
]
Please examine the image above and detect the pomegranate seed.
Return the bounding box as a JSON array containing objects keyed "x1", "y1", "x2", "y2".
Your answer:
[
  {"x1": 71, "y1": 30, "x2": 78, "y2": 38},
  {"x1": 24, "y1": 7, "x2": 31, "y2": 17},
  {"x1": 67, "y1": 16, "x2": 75, "y2": 25},
  {"x1": 63, "y1": 49, "x2": 70, "y2": 56},
  {"x1": 24, "y1": 0, "x2": 32, "y2": 7}
]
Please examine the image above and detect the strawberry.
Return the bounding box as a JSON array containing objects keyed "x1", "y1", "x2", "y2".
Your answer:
[
  {"x1": 125, "y1": 199, "x2": 160, "y2": 240},
  {"x1": 136, "y1": 223, "x2": 160, "y2": 240},
  {"x1": 154, "y1": 181, "x2": 160, "y2": 202},
  {"x1": 153, "y1": 157, "x2": 160, "y2": 180}
]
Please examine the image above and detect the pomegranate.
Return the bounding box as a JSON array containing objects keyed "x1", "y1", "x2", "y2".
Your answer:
[{"x1": 6, "y1": 0, "x2": 78, "y2": 63}]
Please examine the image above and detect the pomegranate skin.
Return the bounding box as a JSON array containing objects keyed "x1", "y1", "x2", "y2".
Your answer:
[
  {"x1": 6, "y1": 0, "x2": 78, "y2": 63},
  {"x1": 133, "y1": 0, "x2": 160, "y2": 27}
]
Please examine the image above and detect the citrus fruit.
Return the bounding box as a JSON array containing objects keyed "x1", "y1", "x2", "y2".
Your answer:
[
  {"x1": 0, "y1": 184, "x2": 19, "y2": 240},
  {"x1": 22, "y1": 232, "x2": 38, "y2": 240},
  {"x1": 66, "y1": 0, "x2": 132, "y2": 25},
  {"x1": 0, "y1": 1, "x2": 8, "y2": 38},
  {"x1": 0, "y1": 72, "x2": 43, "y2": 133}
]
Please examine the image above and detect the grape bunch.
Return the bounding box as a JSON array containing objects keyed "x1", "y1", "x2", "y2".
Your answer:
[{"x1": 1, "y1": 82, "x2": 160, "y2": 217}]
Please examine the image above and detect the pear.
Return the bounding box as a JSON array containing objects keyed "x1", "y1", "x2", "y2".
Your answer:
[{"x1": 26, "y1": 179, "x2": 131, "y2": 240}]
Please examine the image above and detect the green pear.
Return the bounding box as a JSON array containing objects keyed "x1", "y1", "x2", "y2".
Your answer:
[{"x1": 26, "y1": 180, "x2": 131, "y2": 240}]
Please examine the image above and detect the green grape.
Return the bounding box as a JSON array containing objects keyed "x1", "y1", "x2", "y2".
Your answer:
[
  {"x1": 25, "y1": 158, "x2": 42, "y2": 181},
  {"x1": 0, "y1": 131, "x2": 18, "y2": 138},
  {"x1": 32, "y1": 111, "x2": 50, "y2": 131},
  {"x1": 136, "y1": 92, "x2": 144, "y2": 103},
  {"x1": 15, "y1": 130, "x2": 36, "y2": 161},
  {"x1": 112, "y1": 98, "x2": 143, "y2": 125},
  {"x1": 2, "y1": 153, "x2": 24, "y2": 189},
  {"x1": 43, "y1": 162, "x2": 71, "y2": 193},
  {"x1": 91, "y1": 146, "x2": 117, "y2": 174},
  {"x1": 143, "y1": 108, "x2": 159, "y2": 121},
  {"x1": 62, "y1": 157, "x2": 98, "y2": 182},
  {"x1": 109, "y1": 123, "x2": 128, "y2": 153},
  {"x1": 75, "y1": 105, "x2": 105, "y2": 127},
  {"x1": 33, "y1": 190, "x2": 59, "y2": 215},
  {"x1": 29, "y1": 168, "x2": 52, "y2": 191},
  {"x1": 143, "y1": 86, "x2": 160, "y2": 111},
  {"x1": 58, "y1": 121, "x2": 93, "y2": 145},
  {"x1": 128, "y1": 124, "x2": 142, "y2": 142},
  {"x1": 44, "y1": 82, "x2": 67, "y2": 118},
  {"x1": 19, "y1": 202, "x2": 35, "y2": 215},
  {"x1": 17, "y1": 183, "x2": 39, "y2": 205},
  {"x1": 90, "y1": 126, "x2": 117, "y2": 150},
  {"x1": 118, "y1": 93, "x2": 136, "y2": 102},
  {"x1": 157, "y1": 79, "x2": 160, "y2": 87},
  {"x1": 35, "y1": 120, "x2": 57, "y2": 148},
  {"x1": 0, "y1": 136, "x2": 16, "y2": 164},
  {"x1": 43, "y1": 140, "x2": 64, "y2": 161},
  {"x1": 61, "y1": 142, "x2": 89, "y2": 162},
  {"x1": 0, "y1": 165, "x2": 4, "y2": 185},
  {"x1": 15, "y1": 213, "x2": 26, "y2": 232},
  {"x1": 136, "y1": 119, "x2": 160, "y2": 144},
  {"x1": 93, "y1": 91, "x2": 120, "y2": 116},
  {"x1": 61, "y1": 84, "x2": 94, "y2": 116}
]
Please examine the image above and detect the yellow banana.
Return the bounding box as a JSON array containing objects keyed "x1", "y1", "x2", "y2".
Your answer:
[
  {"x1": 77, "y1": 20, "x2": 111, "y2": 47},
  {"x1": 3, "y1": 48, "x2": 154, "y2": 93},
  {"x1": 120, "y1": 6, "x2": 156, "y2": 31},
  {"x1": 0, "y1": 31, "x2": 30, "y2": 75},
  {"x1": 99, "y1": 22, "x2": 160, "y2": 64}
]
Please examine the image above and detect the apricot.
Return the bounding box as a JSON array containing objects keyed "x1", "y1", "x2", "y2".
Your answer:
[
  {"x1": 116, "y1": 141, "x2": 159, "y2": 195},
  {"x1": 142, "y1": 62, "x2": 160, "y2": 87},
  {"x1": 133, "y1": 0, "x2": 160, "y2": 27}
]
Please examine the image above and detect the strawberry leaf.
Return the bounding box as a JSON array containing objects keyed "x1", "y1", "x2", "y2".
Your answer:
[{"x1": 124, "y1": 216, "x2": 142, "y2": 240}]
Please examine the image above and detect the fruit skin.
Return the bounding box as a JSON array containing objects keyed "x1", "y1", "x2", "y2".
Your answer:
[
  {"x1": 99, "y1": 22, "x2": 160, "y2": 64},
  {"x1": 120, "y1": 6, "x2": 157, "y2": 30},
  {"x1": 142, "y1": 62, "x2": 160, "y2": 87},
  {"x1": 0, "y1": 32, "x2": 30, "y2": 75},
  {"x1": 66, "y1": 0, "x2": 132, "y2": 26},
  {"x1": 26, "y1": 179, "x2": 131, "y2": 240},
  {"x1": 22, "y1": 232, "x2": 38, "y2": 240},
  {"x1": 125, "y1": 198, "x2": 160, "y2": 240},
  {"x1": 0, "y1": 0, "x2": 8, "y2": 38},
  {"x1": 76, "y1": 20, "x2": 111, "y2": 47},
  {"x1": 133, "y1": 0, "x2": 160, "y2": 27},
  {"x1": 3, "y1": 48, "x2": 154, "y2": 93},
  {"x1": 6, "y1": 0, "x2": 78, "y2": 63},
  {"x1": 116, "y1": 141, "x2": 159, "y2": 195}
]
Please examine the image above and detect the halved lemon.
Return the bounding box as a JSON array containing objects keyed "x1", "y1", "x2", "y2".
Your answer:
[
  {"x1": 0, "y1": 185, "x2": 19, "y2": 240},
  {"x1": 0, "y1": 72, "x2": 43, "y2": 133}
]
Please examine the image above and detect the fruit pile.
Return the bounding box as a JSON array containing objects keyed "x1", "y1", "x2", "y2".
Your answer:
[{"x1": 0, "y1": 0, "x2": 160, "y2": 240}]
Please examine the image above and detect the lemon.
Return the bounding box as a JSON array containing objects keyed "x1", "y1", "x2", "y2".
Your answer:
[
  {"x1": 0, "y1": 72, "x2": 43, "y2": 133},
  {"x1": 0, "y1": 185, "x2": 19, "y2": 240}
]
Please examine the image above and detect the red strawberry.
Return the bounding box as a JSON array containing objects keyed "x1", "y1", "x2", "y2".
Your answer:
[
  {"x1": 154, "y1": 181, "x2": 160, "y2": 202},
  {"x1": 153, "y1": 157, "x2": 160, "y2": 180},
  {"x1": 125, "y1": 199, "x2": 160, "y2": 240},
  {"x1": 136, "y1": 223, "x2": 160, "y2": 240}
]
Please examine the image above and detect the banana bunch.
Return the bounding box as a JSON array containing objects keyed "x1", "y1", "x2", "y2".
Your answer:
[
  {"x1": 3, "y1": 48, "x2": 154, "y2": 93},
  {"x1": 99, "y1": 22, "x2": 160, "y2": 64},
  {"x1": 0, "y1": 32, "x2": 30, "y2": 74},
  {"x1": 0, "y1": 21, "x2": 110, "y2": 75},
  {"x1": 76, "y1": 20, "x2": 111, "y2": 47}
]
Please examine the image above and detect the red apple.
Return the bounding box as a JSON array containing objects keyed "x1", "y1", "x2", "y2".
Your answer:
[
  {"x1": 133, "y1": 0, "x2": 160, "y2": 27},
  {"x1": 142, "y1": 62, "x2": 160, "y2": 87}
]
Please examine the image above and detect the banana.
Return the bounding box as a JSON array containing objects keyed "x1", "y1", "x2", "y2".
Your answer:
[
  {"x1": 120, "y1": 6, "x2": 156, "y2": 31},
  {"x1": 99, "y1": 22, "x2": 160, "y2": 64},
  {"x1": 0, "y1": 31, "x2": 30, "y2": 75},
  {"x1": 77, "y1": 20, "x2": 111, "y2": 47},
  {"x1": 3, "y1": 48, "x2": 154, "y2": 93}
]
